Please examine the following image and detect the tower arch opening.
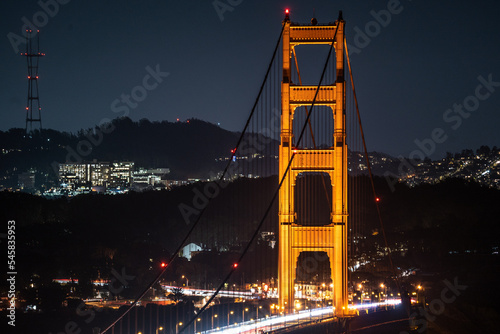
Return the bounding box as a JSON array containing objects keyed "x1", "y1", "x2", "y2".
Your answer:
[
  {"x1": 294, "y1": 172, "x2": 332, "y2": 226},
  {"x1": 292, "y1": 106, "x2": 335, "y2": 149}
]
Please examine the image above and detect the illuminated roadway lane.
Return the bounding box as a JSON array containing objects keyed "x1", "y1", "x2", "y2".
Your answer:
[{"x1": 200, "y1": 300, "x2": 402, "y2": 334}]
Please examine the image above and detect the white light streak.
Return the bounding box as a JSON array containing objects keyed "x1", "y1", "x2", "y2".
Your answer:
[{"x1": 203, "y1": 300, "x2": 401, "y2": 334}]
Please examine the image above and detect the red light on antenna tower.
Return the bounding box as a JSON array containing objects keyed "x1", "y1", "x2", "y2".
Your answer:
[
  {"x1": 285, "y1": 9, "x2": 289, "y2": 14},
  {"x1": 233, "y1": 263, "x2": 238, "y2": 269}
]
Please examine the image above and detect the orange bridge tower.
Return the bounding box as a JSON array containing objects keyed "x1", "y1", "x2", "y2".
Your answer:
[{"x1": 278, "y1": 11, "x2": 353, "y2": 317}]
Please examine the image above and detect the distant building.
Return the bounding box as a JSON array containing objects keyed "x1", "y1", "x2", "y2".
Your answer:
[
  {"x1": 161, "y1": 179, "x2": 189, "y2": 189},
  {"x1": 18, "y1": 170, "x2": 36, "y2": 190},
  {"x1": 260, "y1": 231, "x2": 276, "y2": 249},
  {"x1": 88, "y1": 161, "x2": 110, "y2": 186},
  {"x1": 109, "y1": 162, "x2": 134, "y2": 186},
  {"x1": 58, "y1": 161, "x2": 134, "y2": 189},
  {"x1": 179, "y1": 243, "x2": 202, "y2": 261},
  {"x1": 132, "y1": 168, "x2": 170, "y2": 186}
]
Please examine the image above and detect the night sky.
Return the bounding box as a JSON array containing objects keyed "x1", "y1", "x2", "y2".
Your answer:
[{"x1": 1, "y1": 0, "x2": 499, "y2": 158}]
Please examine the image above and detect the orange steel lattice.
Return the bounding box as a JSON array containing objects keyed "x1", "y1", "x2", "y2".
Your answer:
[{"x1": 278, "y1": 13, "x2": 355, "y2": 317}]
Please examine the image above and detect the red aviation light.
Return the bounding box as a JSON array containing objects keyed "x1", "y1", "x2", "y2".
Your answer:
[
  {"x1": 233, "y1": 263, "x2": 238, "y2": 269},
  {"x1": 285, "y1": 9, "x2": 289, "y2": 14},
  {"x1": 375, "y1": 197, "x2": 380, "y2": 202},
  {"x1": 160, "y1": 262, "x2": 167, "y2": 268}
]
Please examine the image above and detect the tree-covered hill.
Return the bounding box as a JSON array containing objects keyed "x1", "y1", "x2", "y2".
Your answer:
[{"x1": 0, "y1": 117, "x2": 240, "y2": 186}]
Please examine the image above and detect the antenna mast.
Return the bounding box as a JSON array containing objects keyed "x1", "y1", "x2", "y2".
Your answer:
[{"x1": 23, "y1": 29, "x2": 45, "y2": 134}]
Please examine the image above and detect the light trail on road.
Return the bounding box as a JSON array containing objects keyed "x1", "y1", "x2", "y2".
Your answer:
[{"x1": 201, "y1": 299, "x2": 401, "y2": 334}]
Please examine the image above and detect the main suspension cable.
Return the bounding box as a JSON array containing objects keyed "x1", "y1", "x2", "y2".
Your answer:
[
  {"x1": 100, "y1": 25, "x2": 285, "y2": 334},
  {"x1": 180, "y1": 21, "x2": 340, "y2": 334}
]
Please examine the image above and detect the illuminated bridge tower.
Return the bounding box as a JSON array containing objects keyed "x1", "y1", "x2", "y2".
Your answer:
[{"x1": 278, "y1": 12, "x2": 352, "y2": 316}]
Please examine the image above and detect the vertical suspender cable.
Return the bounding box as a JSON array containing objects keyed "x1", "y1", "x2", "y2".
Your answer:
[{"x1": 344, "y1": 37, "x2": 401, "y2": 293}]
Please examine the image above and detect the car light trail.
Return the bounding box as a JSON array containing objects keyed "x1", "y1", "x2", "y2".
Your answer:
[{"x1": 202, "y1": 300, "x2": 401, "y2": 334}]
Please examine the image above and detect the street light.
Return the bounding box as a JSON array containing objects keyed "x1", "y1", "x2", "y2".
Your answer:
[
  {"x1": 176, "y1": 322, "x2": 183, "y2": 334},
  {"x1": 181, "y1": 275, "x2": 189, "y2": 287},
  {"x1": 212, "y1": 314, "x2": 218, "y2": 328},
  {"x1": 416, "y1": 284, "x2": 423, "y2": 305},
  {"x1": 155, "y1": 326, "x2": 164, "y2": 334},
  {"x1": 194, "y1": 318, "x2": 201, "y2": 333},
  {"x1": 228, "y1": 310, "x2": 233, "y2": 326},
  {"x1": 380, "y1": 283, "x2": 387, "y2": 305},
  {"x1": 242, "y1": 307, "x2": 248, "y2": 322}
]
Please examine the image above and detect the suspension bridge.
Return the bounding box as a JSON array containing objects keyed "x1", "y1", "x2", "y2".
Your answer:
[{"x1": 98, "y1": 10, "x2": 415, "y2": 334}]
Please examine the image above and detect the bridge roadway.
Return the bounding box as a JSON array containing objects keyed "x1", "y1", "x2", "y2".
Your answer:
[
  {"x1": 161, "y1": 285, "x2": 273, "y2": 299},
  {"x1": 200, "y1": 300, "x2": 402, "y2": 334}
]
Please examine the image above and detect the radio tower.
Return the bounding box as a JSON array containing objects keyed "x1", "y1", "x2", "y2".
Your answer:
[{"x1": 23, "y1": 29, "x2": 45, "y2": 134}]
